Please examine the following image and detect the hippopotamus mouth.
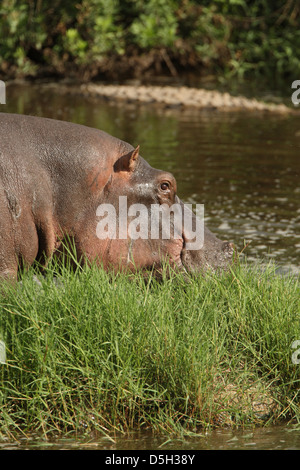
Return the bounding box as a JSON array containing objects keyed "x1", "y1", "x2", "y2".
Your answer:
[
  {"x1": 176, "y1": 198, "x2": 236, "y2": 274},
  {"x1": 180, "y1": 233, "x2": 235, "y2": 274}
]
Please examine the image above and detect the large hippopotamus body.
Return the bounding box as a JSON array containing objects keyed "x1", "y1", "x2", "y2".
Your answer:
[{"x1": 0, "y1": 113, "x2": 234, "y2": 281}]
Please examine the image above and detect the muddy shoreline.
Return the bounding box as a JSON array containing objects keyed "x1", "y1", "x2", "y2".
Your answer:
[
  {"x1": 8, "y1": 80, "x2": 296, "y2": 114},
  {"x1": 79, "y1": 83, "x2": 294, "y2": 113}
]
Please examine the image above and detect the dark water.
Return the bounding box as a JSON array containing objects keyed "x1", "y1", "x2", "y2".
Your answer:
[
  {"x1": 0, "y1": 425, "x2": 299, "y2": 450},
  {"x1": 4, "y1": 81, "x2": 300, "y2": 275},
  {"x1": 1, "y1": 82, "x2": 299, "y2": 450}
]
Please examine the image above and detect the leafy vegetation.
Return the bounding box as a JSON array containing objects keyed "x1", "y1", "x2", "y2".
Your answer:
[
  {"x1": 0, "y1": 254, "x2": 299, "y2": 439},
  {"x1": 0, "y1": 0, "x2": 299, "y2": 83}
]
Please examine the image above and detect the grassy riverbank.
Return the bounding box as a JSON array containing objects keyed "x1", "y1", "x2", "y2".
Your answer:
[{"x1": 0, "y1": 257, "x2": 299, "y2": 439}]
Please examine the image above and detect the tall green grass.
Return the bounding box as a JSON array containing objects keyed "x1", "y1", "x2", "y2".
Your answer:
[{"x1": 0, "y1": 256, "x2": 299, "y2": 439}]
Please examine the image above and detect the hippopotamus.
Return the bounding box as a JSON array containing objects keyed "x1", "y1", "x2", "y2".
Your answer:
[{"x1": 0, "y1": 113, "x2": 234, "y2": 282}]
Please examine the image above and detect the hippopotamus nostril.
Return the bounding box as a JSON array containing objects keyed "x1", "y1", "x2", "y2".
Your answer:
[{"x1": 222, "y1": 241, "x2": 235, "y2": 253}]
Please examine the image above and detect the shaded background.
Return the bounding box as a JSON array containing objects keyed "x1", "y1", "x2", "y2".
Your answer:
[{"x1": 0, "y1": 0, "x2": 300, "y2": 91}]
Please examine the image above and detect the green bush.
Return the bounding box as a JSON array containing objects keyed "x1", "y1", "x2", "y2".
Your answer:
[
  {"x1": 130, "y1": 0, "x2": 178, "y2": 48},
  {"x1": 0, "y1": 1, "x2": 299, "y2": 82}
]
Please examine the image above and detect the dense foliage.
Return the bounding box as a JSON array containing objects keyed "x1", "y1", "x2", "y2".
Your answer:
[{"x1": 0, "y1": 0, "x2": 299, "y2": 82}]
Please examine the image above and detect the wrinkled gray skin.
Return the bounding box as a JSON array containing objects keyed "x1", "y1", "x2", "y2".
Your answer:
[{"x1": 0, "y1": 113, "x2": 234, "y2": 282}]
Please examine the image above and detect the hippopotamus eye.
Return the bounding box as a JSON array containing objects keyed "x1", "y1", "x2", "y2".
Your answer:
[{"x1": 160, "y1": 182, "x2": 170, "y2": 191}]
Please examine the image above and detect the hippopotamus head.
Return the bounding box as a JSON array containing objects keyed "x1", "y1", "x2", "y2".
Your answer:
[{"x1": 93, "y1": 145, "x2": 235, "y2": 275}]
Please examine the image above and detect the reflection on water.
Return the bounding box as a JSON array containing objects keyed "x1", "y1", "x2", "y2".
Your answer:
[
  {"x1": 4, "y1": 82, "x2": 299, "y2": 275},
  {"x1": 0, "y1": 425, "x2": 299, "y2": 450}
]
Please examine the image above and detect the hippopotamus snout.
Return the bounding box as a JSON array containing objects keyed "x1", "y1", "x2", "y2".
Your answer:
[
  {"x1": 222, "y1": 241, "x2": 235, "y2": 255},
  {"x1": 172, "y1": 197, "x2": 235, "y2": 274},
  {"x1": 180, "y1": 238, "x2": 235, "y2": 274}
]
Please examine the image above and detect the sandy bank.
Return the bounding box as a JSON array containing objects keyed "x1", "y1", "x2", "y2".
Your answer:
[{"x1": 77, "y1": 83, "x2": 293, "y2": 113}]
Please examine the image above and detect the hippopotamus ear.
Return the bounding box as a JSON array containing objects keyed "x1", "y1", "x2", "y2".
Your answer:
[{"x1": 114, "y1": 145, "x2": 140, "y2": 173}]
